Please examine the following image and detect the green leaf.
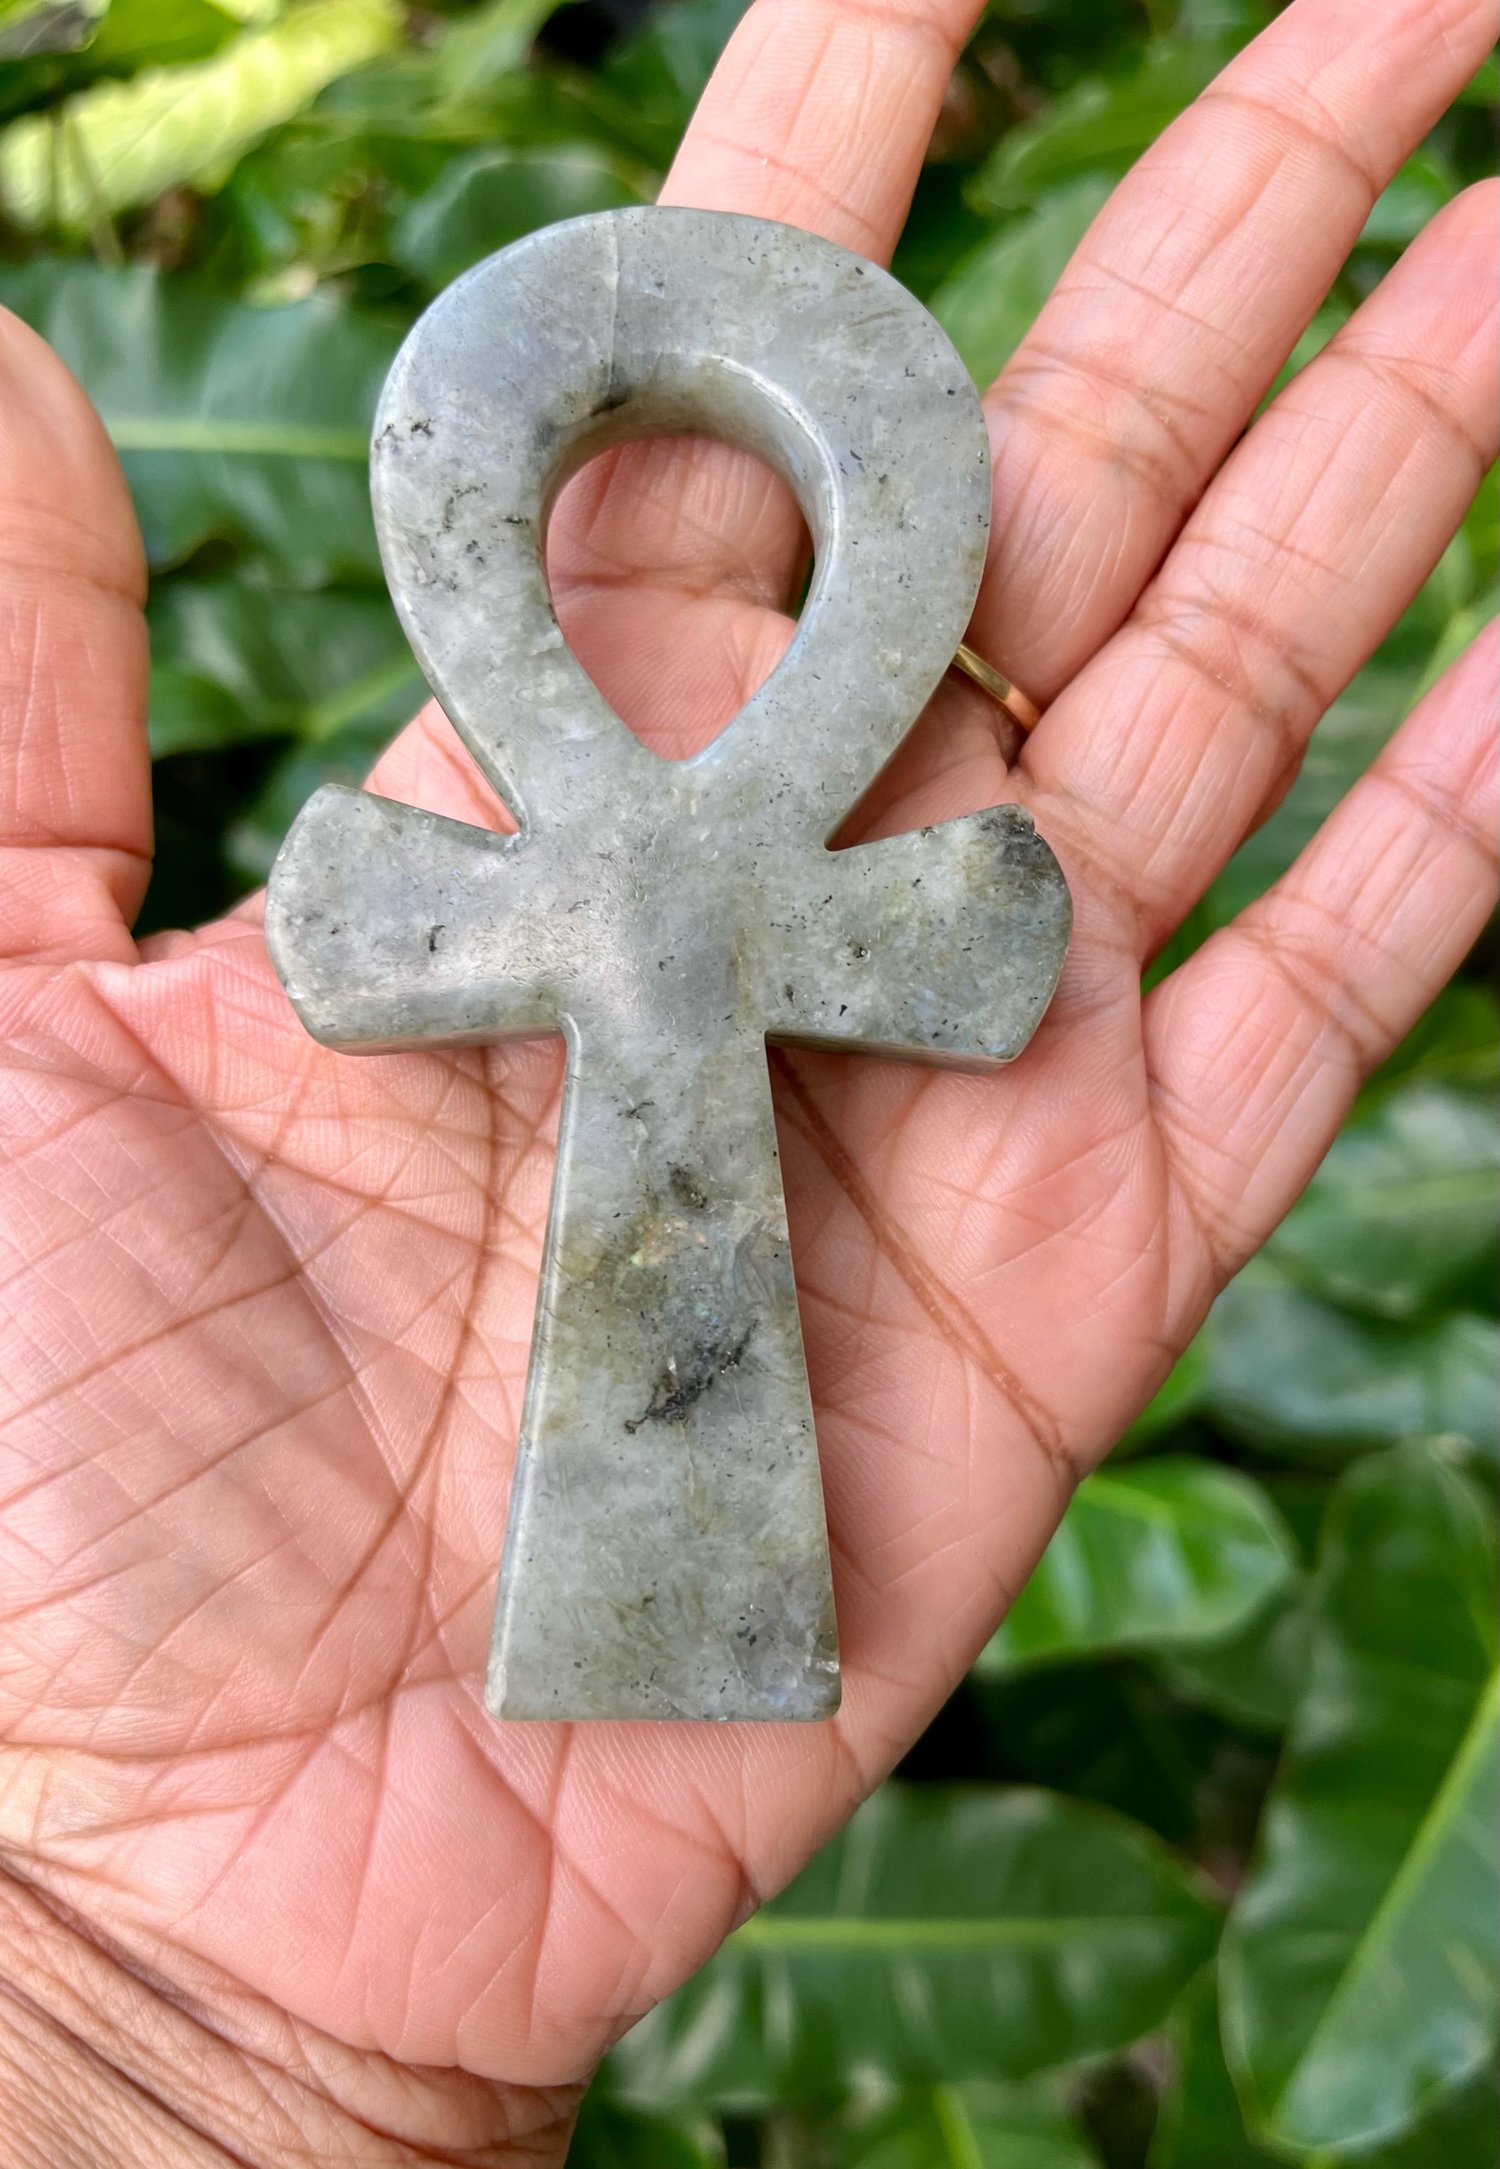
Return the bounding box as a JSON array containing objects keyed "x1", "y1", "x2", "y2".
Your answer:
[
  {"x1": 973, "y1": 1658, "x2": 1274, "y2": 1848},
  {"x1": 0, "y1": 0, "x2": 396, "y2": 230},
  {"x1": 1154, "y1": 1588, "x2": 1306, "y2": 1736},
  {"x1": 427, "y1": 0, "x2": 561, "y2": 98},
  {"x1": 1203, "y1": 1265, "x2": 1499, "y2": 1467},
  {"x1": 891, "y1": 164, "x2": 993, "y2": 301},
  {"x1": 209, "y1": 104, "x2": 444, "y2": 286},
  {"x1": 223, "y1": 720, "x2": 388, "y2": 883},
  {"x1": 1414, "y1": 582, "x2": 1499, "y2": 705},
  {"x1": 1349, "y1": 2072, "x2": 1500, "y2": 2166},
  {"x1": 1365, "y1": 985, "x2": 1499, "y2": 1105},
  {"x1": 1172, "y1": 0, "x2": 1276, "y2": 40},
  {"x1": 1358, "y1": 151, "x2": 1455, "y2": 251},
  {"x1": 568, "y1": 2092, "x2": 723, "y2": 2168},
  {"x1": 838, "y1": 2082, "x2": 1102, "y2": 2169},
  {"x1": 1221, "y1": 1447, "x2": 1500, "y2": 2155},
  {"x1": 83, "y1": 0, "x2": 256, "y2": 76},
  {"x1": 1405, "y1": 466, "x2": 1499, "y2": 654},
  {"x1": 595, "y1": 0, "x2": 749, "y2": 165},
  {"x1": 0, "y1": 259, "x2": 398, "y2": 578},
  {"x1": 392, "y1": 144, "x2": 645, "y2": 292},
  {"x1": 1154, "y1": 1970, "x2": 1500, "y2": 2168},
  {"x1": 929, "y1": 178, "x2": 1112, "y2": 389},
  {"x1": 1266, "y1": 1084, "x2": 1499, "y2": 1321},
  {"x1": 148, "y1": 577, "x2": 421, "y2": 755},
  {"x1": 610, "y1": 1785, "x2": 1216, "y2": 2105},
  {"x1": 969, "y1": 43, "x2": 1220, "y2": 214},
  {"x1": 1457, "y1": 51, "x2": 1499, "y2": 106},
  {"x1": 976, "y1": 1459, "x2": 1296, "y2": 1673},
  {"x1": 1150, "y1": 1972, "x2": 1284, "y2": 2169}
]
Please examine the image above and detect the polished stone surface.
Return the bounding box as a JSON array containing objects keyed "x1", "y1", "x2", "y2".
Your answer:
[{"x1": 265, "y1": 208, "x2": 1071, "y2": 1722}]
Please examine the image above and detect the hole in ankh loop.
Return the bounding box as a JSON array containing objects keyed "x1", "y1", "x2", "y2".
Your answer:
[{"x1": 545, "y1": 432, "x2": 815, "y2": 763}]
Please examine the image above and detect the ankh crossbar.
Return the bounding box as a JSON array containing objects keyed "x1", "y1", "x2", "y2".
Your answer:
[{"x1": 265, "y1": 208, "x2": 1071, "y2": 1722}]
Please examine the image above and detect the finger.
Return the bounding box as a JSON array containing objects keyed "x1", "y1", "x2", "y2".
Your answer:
[
  {"x1": 0, "y1": 309, "x2": 150, "y2": 963},
  {"x1": 969, "y1": 0, "x2": 1497, "y2": 708},
  {"x1": 1144, "y1": 622, "x2": 1497, "y2": 1315},
  {"x1": 660, "y1": 0, "x2": 980, "y2": 255},
  {"x1": 1022, "y1": 181, "x2": 1497, "y2": 955},
  {"x1": 546, "y1": 0, "x2": 986, "y2": 749},
  {"x1": 378, "y1": 0, "x2": 987, "y2": 806}
]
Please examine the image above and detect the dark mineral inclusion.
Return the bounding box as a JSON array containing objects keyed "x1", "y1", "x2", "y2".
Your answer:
[{"x1": 264, "y1": 207, "x2": 1071, "y2": 1722}]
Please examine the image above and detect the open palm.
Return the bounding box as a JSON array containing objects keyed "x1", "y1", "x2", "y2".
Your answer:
[{"x1": 1, "y1": 0, "x2": 1495, "y2": 2158}]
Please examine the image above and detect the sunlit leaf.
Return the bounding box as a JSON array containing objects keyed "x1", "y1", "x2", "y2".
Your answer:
[
  {"x1": 0, "y1": 0, "x2": 101, "y2": 61},
  {"x1": 427, "y1": 0, "x2": 564, "y2": 97},
  {"x1": 1172, "y1": 0, "x2": 1276, "y2": 41},
  {"x1": 1204, "y1": 1263, "x2": 1498, "y2": 1465},
  {"x1": 929, "y1": 179, "x2": 1111, "y2": 388},
  {"x1": 0, "y1": 257, "x2": 397, "y2": 578},
  {"x1": 610, "y1": 1786, "x2": 1216, "y2": 2105},
  {"x1": 976, "y1": 1460, "x2": 1296, "y2": 1672},
  {"x1": 1222, "y1": 1447, "x2": 1500, "y2": 2154},
  {"x1": 1413, "y1": 580, "x2": 1498, "y2": 701},
  {"x1": 0, "y1": 0, "x2": 397, "y2": 229}
]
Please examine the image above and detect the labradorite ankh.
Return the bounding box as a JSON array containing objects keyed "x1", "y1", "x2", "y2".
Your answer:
[{"x1": 265, "y1": 208, "x2": 1070, "y2": 1721}]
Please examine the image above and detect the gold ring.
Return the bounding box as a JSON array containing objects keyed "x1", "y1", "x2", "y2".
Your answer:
[{"x1": 950, "y1": 644, "x2": 1043, "y2": 736}]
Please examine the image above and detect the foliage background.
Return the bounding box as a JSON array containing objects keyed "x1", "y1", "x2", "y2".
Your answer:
[{"x1": 0, "y1": 1, "x2": 1494, "y2": 2163}]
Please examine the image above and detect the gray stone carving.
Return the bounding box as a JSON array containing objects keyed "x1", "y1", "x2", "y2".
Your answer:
[{"x1": 265, "y1": 208, "x2": 1070, "y2": 1722}]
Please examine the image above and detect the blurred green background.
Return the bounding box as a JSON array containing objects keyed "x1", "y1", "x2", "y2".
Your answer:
[{"x1": 0, "y1": 2, "x2": 1494, "y2": 2163}]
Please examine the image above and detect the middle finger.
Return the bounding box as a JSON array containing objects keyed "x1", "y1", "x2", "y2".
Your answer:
[
  {"x1": 547, "y1": 0, "x2": 987, "y2": 751},
  {"x1": 376, "y1": 0, "x2": 988, "y2": 804}
]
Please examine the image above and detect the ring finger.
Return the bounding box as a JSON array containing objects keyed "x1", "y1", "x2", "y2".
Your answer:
[{"x1": 1022, "y1": 179, "x2": 1498, "y2": 956}]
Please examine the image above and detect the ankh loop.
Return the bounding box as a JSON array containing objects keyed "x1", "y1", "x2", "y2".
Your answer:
[{"x1": 265, "y1": 208, "x2": 1071, "y2": 1722}]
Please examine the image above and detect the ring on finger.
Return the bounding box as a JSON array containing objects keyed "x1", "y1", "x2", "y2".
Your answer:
[{"x1": 949, "y1": 644, "x2": 1043, "y2": 736}]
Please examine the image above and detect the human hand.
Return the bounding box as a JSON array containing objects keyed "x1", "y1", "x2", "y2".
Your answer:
[{"x1": 1, "y1": 0, "x2": 1495, "y2": 2159}]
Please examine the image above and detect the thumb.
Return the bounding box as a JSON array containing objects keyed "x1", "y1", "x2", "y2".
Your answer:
[{"x1": 0, "y1": 306, "x2": 149, "y2": 964}]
